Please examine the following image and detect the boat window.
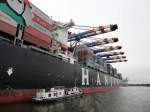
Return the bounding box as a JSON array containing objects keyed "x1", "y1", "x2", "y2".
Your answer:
[
  {"x1": 48, "y1": 94, "x2": 51, "y2": 97},
  {"x1": 54, "y1": 92, "x2": 57, "y2": 96}
]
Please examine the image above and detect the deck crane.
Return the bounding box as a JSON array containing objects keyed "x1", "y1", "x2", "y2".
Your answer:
[
  {"x1": 68, "y1": 24, "x2": 118, "y2": 42},
  {"x1": 93, "y1": 46, "x2": 122, "y2": 54},
  {"x1": 96, "y1": 51, "x2": 124, "y2": 57},
  {"x1": 83, "y1": 37, "x2": 118, "y2": 47}
]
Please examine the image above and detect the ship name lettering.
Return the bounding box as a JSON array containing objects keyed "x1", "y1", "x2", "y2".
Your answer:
[
  {"x1": 105, "y1": 75, "x2": 108, "y2": 86},
  {"x1": 82, "y1": 68, "x2": 89, "y2": 86},
  {"x1": 97, "y1": 72, "x2": 101, "y2": 85}
]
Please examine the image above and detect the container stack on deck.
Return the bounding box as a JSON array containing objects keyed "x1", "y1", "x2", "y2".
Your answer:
[{"x1": 74, "y1": 45, "x2": 96, "y2": 68}]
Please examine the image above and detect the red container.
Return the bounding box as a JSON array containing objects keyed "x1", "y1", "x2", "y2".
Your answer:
[
  {"x1": 0, "y1": 20, "x2": 17, "y2": 37},
  {"x1": 23, "y1": 27, "x2": 51, "y2": 50}
]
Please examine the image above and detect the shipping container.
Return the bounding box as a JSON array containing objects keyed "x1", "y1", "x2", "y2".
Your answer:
[
  {"x1": 22, "y1": 3, "x2": 53, "y2": 50},
  {"x1": 0, "y1": 10, "x2": 18, "y2": 37},
  {"x1": 23, "y1": 27, "x2": 51, "y2": 50}
]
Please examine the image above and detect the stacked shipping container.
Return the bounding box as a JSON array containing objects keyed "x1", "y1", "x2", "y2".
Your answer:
[{"x1": 74, "y1": 45, "x2": 96, "y2": 68}]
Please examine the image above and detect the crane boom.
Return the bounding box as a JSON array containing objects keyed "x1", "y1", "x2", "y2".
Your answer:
[
  {"x1": 93, "y1": 46, "x2": 122, "y2": 54},
  {"x1": 83, "y1": 37, "x2": 118, "y2": 47},
  {"x1": 103, "y1": 56, "x2": 126, "y2": 61},
  {"x1": 68, "y1": 24, "x2": 118, "y2": 42},
  {"x1": 106, "y1": 59, "x2": 128, "y2": 63},
  {"x1": 97, "y1": 51, "x2": 124, "y2": 57}
]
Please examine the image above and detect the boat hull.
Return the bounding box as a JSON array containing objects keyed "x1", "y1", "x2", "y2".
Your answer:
[{"x1": 0, "y1": 86, "x2": 119, "y2": 104}]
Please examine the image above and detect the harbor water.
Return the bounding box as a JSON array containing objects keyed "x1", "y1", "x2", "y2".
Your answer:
[{"x1": 0, "y1": 87, "x2": 150, "y2": 112}]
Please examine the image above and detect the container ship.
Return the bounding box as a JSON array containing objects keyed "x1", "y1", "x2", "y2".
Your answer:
[{"x1": 0, "y1": 0, "x2": 127, "y2": 104}]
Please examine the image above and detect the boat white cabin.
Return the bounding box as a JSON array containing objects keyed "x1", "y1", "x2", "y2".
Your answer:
[
  {"x1": 32, "y1": 86, "x2": 65, "y2": 102},
  {"x1": 68, "y1": 87, "x2": 82, "y2": 95},
  {"x1": 32, "y1": 86, "x2": 82, "y2": 103}
]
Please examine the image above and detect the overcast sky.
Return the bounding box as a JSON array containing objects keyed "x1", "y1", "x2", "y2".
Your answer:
[{"x1": 30, "y1": 0, "x2": 150, "y2": 84}]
